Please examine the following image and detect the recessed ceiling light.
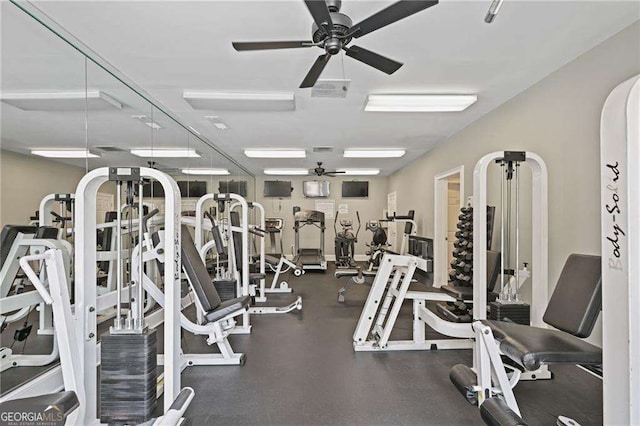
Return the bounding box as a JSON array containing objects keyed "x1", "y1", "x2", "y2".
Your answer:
[
  {"x1": 130, "y1": 149, "x2": 200, "y2": 158},
  {"x1": 184, "y1": 91, "x2": 295, "y2": 111},
  {"x1": 132, "y1": 115, "x2": 162, "y2": 129},
  {"x1": 365, "y1": 95, "x2": 477, "y2": 112},
  {"x1": 245, "y1": 149, "x2": 306, "y2": 159},
  {"x1": 31, "y1": 149, "x2": 100, "y2": 158},
  {"x1": 0, "y1": 90, "x2": 122, "y2": 111},
  {"x1": 264, "y1": 168, "x2": 309, "y2": 175},
  {"x1": 343, "y1": 149, "x2": 405, "y2": 158},
  {"x1": 181, "y1": 168, "x2": 230, "y2": 175},
  {"x1": 337, "y1": 169, "x2": 380, "y2": 175},
  {"x1": 205, "y1": 115, "x2": 230, "y2": 130}
]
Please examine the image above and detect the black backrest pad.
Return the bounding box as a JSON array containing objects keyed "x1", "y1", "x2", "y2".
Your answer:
[
  {"x1": 229, "y1": 212, "x2": 243, "y2": 272},
  {"x1": 486, "y1": 250, "x2": 501, "y2": 292},
  {"x1": 211, "y1": 223, "x2": 227, "y2": 256},
  {"x1": 543, "y1": 254, "x2": 601, "y2": 338},
  {"x1": 1, "y1": 225, "x2": 37, "y2": 267},
  {"x1": 180, "y1": 224, "x2": 221, "y2": 312},
  {"x1": 36, "y1": 227, "x2": 59, "y2": 239},
  {"x1": 404, "y1": 210, "x2": 415, "y2": 235}
]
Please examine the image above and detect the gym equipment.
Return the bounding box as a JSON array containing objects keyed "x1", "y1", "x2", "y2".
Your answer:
[
  {"x1": 265, "y1": 217, "x2": 285, "y2": 256},
  {"x1": 229, "y1": 201, "x2": 303, "y2": 315},
  {"x1": 600, "y1": 75, "x2": 639, "y2": 424},
  {"x1": 334, "y1": 210, "x2": 360, "y2": 268},
  {"x1": 364, "y1": 220, "x2": 388, "y2": 267},
  {"x1": 73, "y1": 167, "x2": 182, "y2": 423},
  {"x1": 449, "y1": 254, "x2": 602, "y2": 424},
  {"x1": 293, "y1": 208, "x2": 327, "y2": 271},
  {"x1": 364, "y1": 210, "x2": 415, "y2": 270},
  {"x1": 436, "y1": 204, "x2": 496, "y2": 323},
  {"x1": 232, "y1": 0, "x2": 439, "y2": 88}
]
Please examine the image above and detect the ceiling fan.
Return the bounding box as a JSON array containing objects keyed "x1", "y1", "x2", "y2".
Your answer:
[
  {"x1": 312, "y1": 162, "x2": 345, "y2": 177},
  {"x1": 232, "y1": 0, "x2": 439, "y2": 88}
]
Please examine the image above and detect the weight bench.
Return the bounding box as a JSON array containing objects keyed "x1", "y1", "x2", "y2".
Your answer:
[
  {"x1": 450, "y1": 254, "x2": 602, "y2": 425},
  {"x1": 335, "y1": 267, "x2": 378, "y2": 302},
  {"x1": 141, "y1": 225, "x2": 250, "y2": 365}
]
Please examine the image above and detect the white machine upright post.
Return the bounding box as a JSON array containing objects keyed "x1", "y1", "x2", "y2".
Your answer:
[
  {"x1": 600, "y1": 74, "x2": 640, "y2": 425},
  {"x1": 472, "y1": 152, "x2": 548, "y2": 326},
  {"x1": 75, "y1": 167, "x2": 181, "y2": 424}
]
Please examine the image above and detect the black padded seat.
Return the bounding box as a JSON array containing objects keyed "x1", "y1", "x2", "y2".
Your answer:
[
  {"x1": 205, "y1": 296, "x2": 251, "y2": 323},
  {"x1": 0, "y1": 391, "x2": 79, "y2": 420},
  {"x1": 264, "y1": 254, "x2": 281, "y2": 267},
  {"x1": 249, "y1": 273, "x2": 266, "y2": 282},
  {"x1": 35, "y1": 226, "x2": 59, "y2": 239},
  {"x1": 480, "y1": 319, "x2": 602, "y2": 371},
  {"x1": 1, "y1": 225, "x2": 37, "y2": 266},
  {"x1": 482, "y1": 254, "x2": 602, "y2": 371},
  {"x1": 180, "y1": 225, "x2": 249, "y2": 322}
]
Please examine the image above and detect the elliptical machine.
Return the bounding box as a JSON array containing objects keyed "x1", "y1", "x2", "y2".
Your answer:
[{"x1": 334, "y1": 211, "x2": 360, "y2": 268}]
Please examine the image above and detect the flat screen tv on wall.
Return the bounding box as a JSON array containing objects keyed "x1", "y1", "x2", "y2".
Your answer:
[
  {"x1": 342, "y1": 181, "x2": 369, "y2": 198},
  {"x1": 264, "y1": 180, "x2": 292, "y2": 197},
  {"x1": 219, "y1": 180, "x2": 248, "y2": 197},
  {"x1": 177, "y1": 181, "x2": 207, "y2": 198},
  {"x1": 303, "y1": 181, "x2": 330, "y2": 198}
]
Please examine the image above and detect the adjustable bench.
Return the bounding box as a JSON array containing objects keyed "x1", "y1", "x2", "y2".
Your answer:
[
  {"x1": 450, "y1": 254, "x2": 602, "y2": 425},
  {"x1": 141, "y1": 225, "x2": 250, "y2": 365}
]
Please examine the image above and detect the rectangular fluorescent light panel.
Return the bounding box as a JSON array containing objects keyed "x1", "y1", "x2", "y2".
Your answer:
[
  {"x1": 31, "y1": 149, "x2": 100, "y2": 158},
  {"x1": 337, "y1": 169, "x2": 380, "y2": 175},
  {"x1": 264, "y1": 168, "x2": 309, "y2": 176},
  {"x1": 132, "y1": 115, "x2": 162, "y2": 130},
  {"x1": 245, "y1": 149, "x2": 306, "y2": 159},
  {"x1": 365, "y1": 95, "x2": 477, "y2": 112},
  {"x1": 343, "y1": 149, "x2": 405, "y2": 158},
  {"x1": 184, "y1": 91, "x2": 295, "y2": 111},
  {"x1": 1, "y1": 90, "x2": 122, "y2": 111},
  {"x1": 130, "y1": 149, "x2": 200, "y2": 158},
  {"x1": 181, "y1": 168, "x2": 230, "y2": 175}
]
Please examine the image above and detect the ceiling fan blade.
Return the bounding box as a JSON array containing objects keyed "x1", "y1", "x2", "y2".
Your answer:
[
  {"x1": 349, "y1": 1, "x2": 438, "y2": 38},
  {"x1": 344, "y1": 45, "x2": 402, "y2": 75},
  {"x1": 300, "y1": 54, "x2": 331, "y2": 88},
  {"x1": 232, "y1": 41, "x2": 314, "y2": 51},
  {"x1": 304, "y1": 0, "x2": 334, "y2": 33}
]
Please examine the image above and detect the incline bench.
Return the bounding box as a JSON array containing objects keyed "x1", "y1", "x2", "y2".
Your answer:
[{"x1": 450, "y1": 254, "x2": 602, "y2": 425}]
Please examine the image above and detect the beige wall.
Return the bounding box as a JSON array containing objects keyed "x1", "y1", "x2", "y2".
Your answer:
[
  {"x1": 255, "y1": 176, "x2": 388, "y2": 258},
  {"x1": 388, "y1": 22, "x2": 640, "y2": 345},
  {"x1": 0, "y1": 150, "x2": 86, "y2": 226}
]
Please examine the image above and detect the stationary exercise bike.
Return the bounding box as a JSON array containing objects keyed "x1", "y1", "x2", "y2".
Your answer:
[
  {"x1": 334, "y1": 211, "x2": 360, "y2": 269},
  {"x1": 364, "y1": 220, "x2": 390, "y2": 271}
]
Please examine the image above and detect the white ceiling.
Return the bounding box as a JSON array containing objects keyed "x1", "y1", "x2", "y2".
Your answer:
[{"x1": 1, "y1": 1, "x2": 639, "y2": 175}]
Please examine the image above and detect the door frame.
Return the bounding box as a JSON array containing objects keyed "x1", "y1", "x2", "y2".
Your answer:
[{"x1": 434, "y1": 166, "x2": 465, "y2": 287}]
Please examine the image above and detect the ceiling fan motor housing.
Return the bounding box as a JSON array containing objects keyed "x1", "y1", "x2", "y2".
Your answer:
[{"x1": 312, "y1": 12, "x2": 353, "y2": 53}]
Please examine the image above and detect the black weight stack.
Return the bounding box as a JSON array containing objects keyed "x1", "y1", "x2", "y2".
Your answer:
[
  {"x1": 100, "y1": 329, "x2": 157, "y2": 424},
  {"x1": 489, "y1": 302, "x2": 530, "y2": 325}
]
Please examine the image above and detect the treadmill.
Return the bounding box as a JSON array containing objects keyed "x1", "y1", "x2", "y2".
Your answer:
[{"x1": 292, "y1": 208, "x2": 327, "y2": 271}]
